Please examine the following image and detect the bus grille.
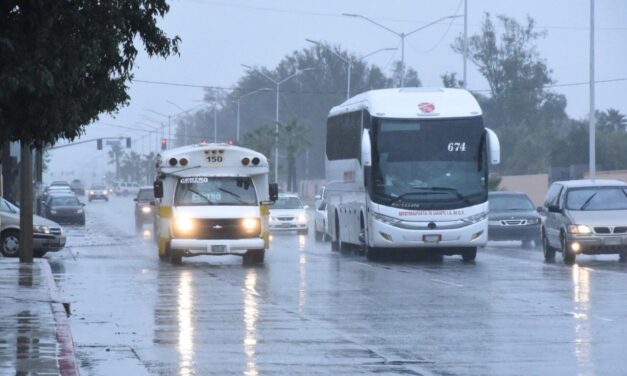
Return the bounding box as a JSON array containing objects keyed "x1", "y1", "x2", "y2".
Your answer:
[{"x1": 173, "y1": 218, "x2": 260, "y2": 239}]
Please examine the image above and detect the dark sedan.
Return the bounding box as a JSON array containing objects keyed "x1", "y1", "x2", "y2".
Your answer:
[
  {"x1": 134, "y1": 187, "x2": 156, "y2": 229},
  {"x1": 44, "y1": 194, "x2": 85, "y2": 225},
  {"x1": 488, "y1": 192, "x2": 541, "y2": 247}
]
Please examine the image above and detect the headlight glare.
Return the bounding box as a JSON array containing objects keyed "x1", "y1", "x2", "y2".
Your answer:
[
  {"x1": 297, "y1": 214, "x2": 307, "y2": 222},
  {"x1": 242, "y1": 218, "x2": 259, "y2": 232},
  {"x1": 175, "y1": 217, "x2": 194, "y2": 233},
  {"x1": 568, "y1": 225, "x2": 592, "y2": 234},
  {"x1": 76, "y1": 209, "x2": 83, "y2": 214},
  {"x1": 141, "y1": 206, "x2": 151, "y2": 214}
]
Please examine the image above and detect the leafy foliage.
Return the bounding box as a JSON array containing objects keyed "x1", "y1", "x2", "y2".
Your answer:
[{"x1": 0, "y1": 0, "x2": 180, "y2": 147}]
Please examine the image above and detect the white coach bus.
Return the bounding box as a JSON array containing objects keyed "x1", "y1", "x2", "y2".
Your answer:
[
  {"x1": 325, "y1": 88, "x2": 500, "y2": 261},
  {"x1": 153, "y1": 143, "x2": 278, "y2": 265}
]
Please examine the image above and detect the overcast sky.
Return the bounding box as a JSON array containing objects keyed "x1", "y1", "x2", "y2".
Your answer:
[{"x1": 46, "y1": 0, "x2": 627, "y2": 182}]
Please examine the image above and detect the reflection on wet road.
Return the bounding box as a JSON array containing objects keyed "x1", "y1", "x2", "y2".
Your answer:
[{"x1": 48, "y1": 197, "x2": 627, "y2": 375}]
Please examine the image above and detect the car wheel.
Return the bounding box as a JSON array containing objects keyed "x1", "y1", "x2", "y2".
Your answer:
[
  {"x1": 1, "y1": 230, "x2": 20, "y2": 257},
  {"x1": 34, "y1": 250, "x2": 47, "y2": 258},
  {"x1": 461, "y1": 247, "x2": 477, "y2": 262},
  {"x1": 243, "y1": 249, "x2": 265, "y2": 265},
  {"x1": 543, "y1": 234, "x2": 556, "y2": 262},
  {"x1": 561, "y1": 236, "x2": 575, "y2": 265}
]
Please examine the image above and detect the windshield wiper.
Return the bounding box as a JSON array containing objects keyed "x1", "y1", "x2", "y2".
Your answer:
[
  {"x1": 580, "y1": 192, "x2": 598, "y2": 210},
  {"x1": 218, "y1": 188, "x2": 248, "y2": 204},
  {"x1": 413, "y1": 186, "x2": 474, "y2": 205}
]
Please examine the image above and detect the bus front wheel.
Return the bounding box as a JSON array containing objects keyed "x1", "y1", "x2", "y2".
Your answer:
[{"x1": 461, "y1": 247, "x2": 477, "y2": 262}]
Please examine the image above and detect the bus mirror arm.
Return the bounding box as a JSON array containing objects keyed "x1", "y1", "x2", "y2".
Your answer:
[
  {"x1": 269, "y1": 183, "x2": 279, "y2": 202},
  {"x1": 486, "y1": 128, "x2": 500, "y2": 165},
  {"x1": 153, "y1": 180, "x2": 164, "y2": 199}
]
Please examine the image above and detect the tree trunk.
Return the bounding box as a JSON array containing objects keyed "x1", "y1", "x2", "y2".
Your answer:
[
  {"x1": 287, "y1": 156, "x2": 296, "y2": 193},
  {"x1": 19, "y1": 142, "x2": 34, "y2": 263}
]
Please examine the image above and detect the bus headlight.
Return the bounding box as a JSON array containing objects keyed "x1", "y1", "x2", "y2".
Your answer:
[
  {"x1": 372, "y1": 212, "x2": 400, "y2": 225},
  {"x1": 461, "y1": 212, "x2": 488, "y2": 224},
  {"x1": 175, "y1": 217, "x2": 194, "y2": 233},
  {"x1": 242, "y1": 218, "x2": 260, "y2": 232}
]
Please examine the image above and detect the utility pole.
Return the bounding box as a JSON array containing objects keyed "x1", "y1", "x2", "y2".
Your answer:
[
  {"x1": 589, "y1": 0, "x2": 596, "y2": 179},
  {"x1": 463, "y1": 0, "x2": 468, "y2": 88}
]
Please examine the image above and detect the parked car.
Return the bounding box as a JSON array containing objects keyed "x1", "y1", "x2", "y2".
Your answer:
[
  {"x1": 50, "y1": 180, "x2": 71, "y2": 188},
  {"x1": 134, "y1": 187, "x2": 156, "y2": 229},
  {"x1": 314, "y1": 199, "x2": 329, "y2": 241},
  {"x1": 314, "y1": 185, "x2": 326, "y2": 212},
  {"x1": 488, "y1": 192, "x2": 541, "y2": 247},
  {"x1": 44, "y1": 193, "x2": 85, "y2": 225},
  {"x1": 88, "y1": 182, "x2": 109, "y2": 202},
  {"x1": 115, "y1": 181, "x2": 140, "y2": 196},
  {"x1": 0, "y1": 197, "x2": 66, "y2": 258},
  {"x1": 70, "y1": 179, "x2": 85, "y2": 196},
  {"x1": 541, "y1": 179, "x2": 627, "y2": 264},
  {"x1": 269, "y1": 194, "x2": 309, "y2": 234},
  {"x1": 41, "y1": 185, "x2": 75, "y2": 202}
]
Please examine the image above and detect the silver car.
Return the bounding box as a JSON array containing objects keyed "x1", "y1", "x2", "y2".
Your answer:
[
  {"x1": 0, "y1": 197, "x2": 66, "y2": 258},
  {"x1": 540, "y1": 179, "x2": 627, "y2": 264}
]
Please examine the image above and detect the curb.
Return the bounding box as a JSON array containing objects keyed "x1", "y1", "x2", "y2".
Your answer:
[{"x1": 38, "y1": 259, "x2": 80, "y2": 376}]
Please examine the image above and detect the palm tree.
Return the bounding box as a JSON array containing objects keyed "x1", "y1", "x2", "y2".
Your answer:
[
  {"x1": 120, "y1": 151, "x2": 143, "y2": 182},
  {"x1": 280, "y1": 118, "x2": 311, "y2": 192},
  {"x1": 606, "y1": 108, "x2": 627, "y2": 132},
  {"x1": 108, "y1": 145, "x2": 125, "y2": 181}
]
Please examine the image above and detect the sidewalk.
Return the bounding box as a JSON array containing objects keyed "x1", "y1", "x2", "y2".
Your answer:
[{"x1": 0, "y1": 258, "x2": 79, "y2": 375}]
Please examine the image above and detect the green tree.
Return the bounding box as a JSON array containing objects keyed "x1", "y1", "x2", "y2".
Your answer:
[
  {"x1": 0, "y1": 1, "x2": 178, "y2": 261},
  {"x1": 108, "y1": 145, "x2": 125, "y2": 181},
  {"x1": 451, "y1": 14, "x2": 569, "y2": 174},
  {"x1": 597, "y1": 108, "x2": 626, "y2": 133},
  {"x1": 241, "y1": 124, "x2": 275, "y2": 173},
  {"x1": 120, "y1": 151, "x2": 142, "y2": 182},
  {"x1": 388, "y1": 61, "x2": 421, "y2": 88},
  {"x1": 280, "y1": 118, "x2": 311, "y2": 192}
]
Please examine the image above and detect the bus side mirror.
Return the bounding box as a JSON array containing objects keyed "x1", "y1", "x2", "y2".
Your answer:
[
  {"x1": 269, "y1": 183, "x2": 279, "y2": 202},
  {"x1": 486, "y1": 128, "x2": 500, "y2": 165},
  {"x1": 361, "y1": 130, "x2": 372, "y2": 167},
  {"x1": 153, "y1": 180, "x2": 163, "y2": 199}
]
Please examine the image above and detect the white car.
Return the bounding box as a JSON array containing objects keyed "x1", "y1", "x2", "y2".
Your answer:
[
  {"x1": 269, "y1": 194, "x2": 309, "y2": 235},
  {"x1": 115, "y1": 182, "x2": 140, "y2": 196},
  {"x1": 314, "y1": 199, "x2": 329, "y2": 241}
]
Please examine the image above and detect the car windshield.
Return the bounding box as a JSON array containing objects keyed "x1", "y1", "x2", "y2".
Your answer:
[
  {"x1": 566, "y1": 187, "x2": 627, "y2": 210},
  {"x1": 51, "y1": 196, "x2": 81, "y2": 206},
  {"x1": 0, "y1": 198, "x2": 18, "y2": 213},
  {"x1": 91, "y1": 184, "x2": 106, "y2": 189},
  {"x1": 272, "y1": 197, "x2": 303, "y2": 209},
  {"x1": 137, "y1": 189, "x2": 154, "y2": 201},
  {"x1": 174, "y1": 177, "x2": 257, "y2": 206},
  {"x1": 489, "y1": 195, "x2": 534, "y2": 211}
]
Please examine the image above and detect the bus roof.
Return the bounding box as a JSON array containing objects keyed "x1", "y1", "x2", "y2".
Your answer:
[
  {"x1": 328, "y1": 87, "x2": 482, "y2": 119},
  {"x1": 157, "y1": 143, "x2": 269, "y2": 175}
]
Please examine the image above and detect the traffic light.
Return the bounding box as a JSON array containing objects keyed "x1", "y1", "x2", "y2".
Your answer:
[
  {"x1": 126, "y1": 137, "x2": 131, "y2": 148},
  {"x1": 161, "y1": 138, "x2": 167, "y2": 150},
  {"x1": 97, "y1": 138, "x2": 102, "y2": 150}
]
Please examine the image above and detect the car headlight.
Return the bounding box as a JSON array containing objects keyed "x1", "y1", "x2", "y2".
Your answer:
[
  {"x1": 242, "y1": 218, "x2": 260, "y2": 232},
  {"x1": 297, "y1": 214, "x2": 307, "y2": 223},
  {"x1": 141, "y1": 206, "x2": 152, "y2": 214},
  {"x1": 50, "y1": 209, "x2": 57, "y2": 214},
  {"x1": 461, "y1": 212, "x2": 488, "y2": 224},
  {"x1": 76, "y1": 209, "x2": 84, "y2": 214},
  {"x1": 103, "y1": 191, "x2": 108, "y2": 195},
  {"x1": 568, "y1": 225, "x2": 592, "y2": 234},
  {"x1": 33, "y1": 225, "x2": 50, "y2": 234},
  {"x1": 175, "y1": 217, "x2": 194, "y2": 233},
  {"x1": 526, "y1": 218, "x2": 540, "y2": 225},
  {"x1": 90, "y1": 190, "x2": 95, "y2": 194}
]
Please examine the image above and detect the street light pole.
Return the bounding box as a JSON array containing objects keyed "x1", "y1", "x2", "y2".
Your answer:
[
  {"x1": 463, "y1": 0, "x2": 468, "y2": 88},
  {"x1": 342, "y1": 13, "x2": 462, "y2": 87},
  {"x1": 589, "y1": 0, "x2": 596, "y2": 179},
  {"x1": 241, "y1": 65, "x2": 314, "y2": 183}
]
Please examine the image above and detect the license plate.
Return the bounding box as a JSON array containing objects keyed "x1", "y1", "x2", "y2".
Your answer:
[
  {"x1": 604, "y1": 237, "x2": 621, "y2": 246},
  {"x1": 423, "y1": 234, "x2": 442, "y2": 243},
  {"x1": 209, "y1": 244, "x2": 227, "y2": 253}
]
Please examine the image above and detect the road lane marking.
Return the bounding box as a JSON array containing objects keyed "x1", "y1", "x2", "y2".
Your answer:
[{"x1": 429, "y1": 278, "x2": 464, "y2": 287}]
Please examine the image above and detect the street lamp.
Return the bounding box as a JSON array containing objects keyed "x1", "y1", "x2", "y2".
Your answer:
[
  {"x1": 360, "y1": 47, "x2": 397, "y2": 60},
  {"x1": 342, "y1": 13, "x2": 462, "y2": 87},
  {"x1": 236, "y1": 88, "x2": 272, "y2": 143},
  {"x1": 241, "y1": 64, "x2": 315, "y2": 183}
]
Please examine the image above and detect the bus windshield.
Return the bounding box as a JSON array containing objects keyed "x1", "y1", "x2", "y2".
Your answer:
[
  {"x1": 174, "y1": 177, "x2": 258, "y2": 206},
  {"x1": 371, "y1": 117, "x2": 487, "y2": 209}
]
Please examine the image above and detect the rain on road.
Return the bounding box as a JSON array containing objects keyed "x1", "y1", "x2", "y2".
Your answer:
[{"x1": 45, "y1": 196, "x2": 627, "y2": 375}]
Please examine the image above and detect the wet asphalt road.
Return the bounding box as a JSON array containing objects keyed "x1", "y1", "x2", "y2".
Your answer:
[{"x1": 45, "y1": 196, "x2": 627, "y2": 375}]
